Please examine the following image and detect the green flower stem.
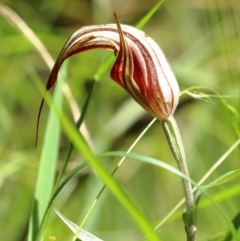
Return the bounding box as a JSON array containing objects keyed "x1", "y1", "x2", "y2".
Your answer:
[{"x1": 162, "y1": 116, "x2": 197, "y2": 241}]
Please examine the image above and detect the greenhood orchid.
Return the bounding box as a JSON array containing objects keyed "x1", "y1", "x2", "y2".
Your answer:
[
  {"x1": 37, "y1": 13, "x2": 180, "y2": 131},
  {"x1": 37, "y1": 13, "x2": 196, "y2": 241}
]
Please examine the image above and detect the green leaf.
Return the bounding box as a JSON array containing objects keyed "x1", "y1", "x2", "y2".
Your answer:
[
  {"x1": 222, "y1": 211, "x2": 240, "y2": 241},
  {"x1": 181, "y1": 86, "x2": 240, "y2": 137},
  {"x1": 195, "y1": 168, "x2": 240, "y2": 205},
  {"x1": 53, "y1": 207, "x2": 103, "y2": 241},
  {"x1": 28, "y1": 63, "x2": 67, "y2": 241},
  {"x1": 54, "y1": 79, "x2": 96, "y2": 190},
  {"x1": 135, "y1": 0, "x2": 165, "y2": 29},
  {"x1": 99, "y1": 151, "x2": 193, "y2": 183},
  {"x1": 35, "y1": 81, "x2": 95, "y2": 235},
  {"x1": 52, "y1": 162, "x2": 87, "y2": 203}
]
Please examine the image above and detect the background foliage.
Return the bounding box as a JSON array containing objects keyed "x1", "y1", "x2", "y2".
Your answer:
[{"x1": 0, "y1": 0, "x2": 240, "y2": 240}]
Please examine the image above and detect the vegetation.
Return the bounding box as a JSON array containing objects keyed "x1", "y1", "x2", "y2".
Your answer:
[{"x1": 0, "y1": 0, "x2": 239, "y2": 240}]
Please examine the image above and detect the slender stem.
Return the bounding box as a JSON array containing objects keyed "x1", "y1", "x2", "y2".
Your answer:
[{"x1": 162, "y1": 116, "x2": 197, "y2": 241}]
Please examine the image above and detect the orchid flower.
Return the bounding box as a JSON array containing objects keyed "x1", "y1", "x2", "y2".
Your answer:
[
  {"x1": 37, "y1": 13, "x2": 196, "y2": 241},
  {"x1": 37, "y1": 15, "x2": 179, "y2": 126}
]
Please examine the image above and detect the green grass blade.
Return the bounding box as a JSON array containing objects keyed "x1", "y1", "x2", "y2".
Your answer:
[
  {"x1": 53, "y1": 162, "x2": 87, "y2": 201},
  {"x1": 38, "y1": 161, "x2": 88, "y2": 236},
  {"x1": 203, "y1": 169, "x2": 240, "y2": 188},
  {"x1": 99, "y1": 151, "x2": 192, "y2": 182},
  {"x1": 160, "y1": 183, "x2": 240, "y2": 224},
  {"x1": 37, "y1": 81, "x2": 95, "y2": 233},
  {"x1": 222, "y1": 211, "x2": 240, "y2": 241},
  {"x1": 32, "y1": 73, "x2": 162, "y2": 241},
  {"x1": 135, "y1": 0, "x2": 165, "y2": 29},
  {"x1": 195, "y1": 168, "x2": 240, "y2": 205},
  {"x1": 54, "y1": 80, "x2": 96, "y2": 190},
  {"x1": 28, "y1": 63, "x2": 67, "y2": 241},
  {"x1": 53, "y1": 207, "x2": 103, "y2": 241},
  {"x1": 0, "y1": 3, "x2": 54, "y2": 69}
]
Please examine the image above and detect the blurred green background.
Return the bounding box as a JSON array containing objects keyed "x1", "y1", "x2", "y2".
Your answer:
[{"x1": 0, "y1": 0, "x2": 240, "y2": 240}]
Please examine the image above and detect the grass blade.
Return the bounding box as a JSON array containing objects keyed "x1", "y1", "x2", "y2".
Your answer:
[
  {"x1": 53, "y1": 207, "x2": 103, "y2": 241},
  {"x1": 32, "y1": 72, "x2": 162, "y2": 241},
  {"x1": 135, "y1": 0, "x2": 165, "y2": 29},
  {"x1": 195, "y1": 168, "x2": 240, "y2": 205},
  {"x1": 54, "y1": 80, "x2": 96, "y2": 190},
  {"x1": 28, "y1": 63, "x2": 67, "y2": 241}
]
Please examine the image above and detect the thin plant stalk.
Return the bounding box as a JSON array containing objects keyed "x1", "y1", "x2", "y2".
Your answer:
[{"x1": 162, "y1": 116, "x2": 196, "y2": 241}]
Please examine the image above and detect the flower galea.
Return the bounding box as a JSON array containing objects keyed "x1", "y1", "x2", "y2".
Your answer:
[{"x1": 37, "y1": 13, "x2": 180, "y2": 129}]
